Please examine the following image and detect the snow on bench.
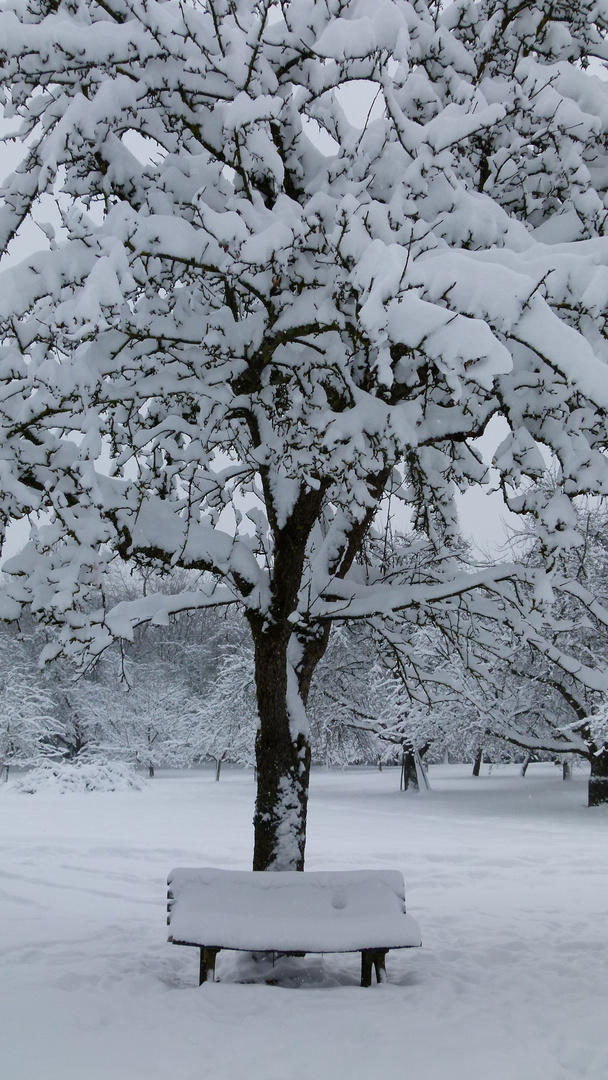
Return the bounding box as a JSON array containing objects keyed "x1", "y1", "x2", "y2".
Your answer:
[{"x1": 167, "y1": 867, "x2": 422, "y2": 986}]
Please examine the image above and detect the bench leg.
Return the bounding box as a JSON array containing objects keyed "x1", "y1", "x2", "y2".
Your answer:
[
  {"x1": 361, "y1": 950, "x2": 388, "y2": 987},
  {"x1": 373, "y1": 951, "x2": 388, "y2": 984},
  {"x1": 199, "y1": 947, "x2": 220, "y2": 985},
  {"x1": 361, "y1": 950, "x2": 373, "y2": 987}
]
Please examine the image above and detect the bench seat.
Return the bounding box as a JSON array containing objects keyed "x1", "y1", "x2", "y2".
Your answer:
[{"x1": 167, "y1": 867, "x2": 422, "y2": 985}]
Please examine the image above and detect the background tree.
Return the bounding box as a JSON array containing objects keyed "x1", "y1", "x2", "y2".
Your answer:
[
  {"x1": 0, "y1": 630, "x2": 62, "y2": 779},
  {"x1": 360, "y1": 520, "x2": 608, "y2": 798},
  {"x1": 473, "y1": 502, "x2": 608, "y2": 805},
  {"x1": 190, "y1": 642, "x2": 258, "y2": 779},
  {"x1": 307, "y1": 625, "x2": 392, "y2": 768},
  {"x1": 4, "y1": 0, "x2": 608, "y2": 866},
  {"x1": 71, "y1": 663, "x2": 199, "y2": 775}
]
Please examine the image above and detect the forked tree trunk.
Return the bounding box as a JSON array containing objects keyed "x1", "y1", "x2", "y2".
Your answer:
[
  {"x1": 247, "y1": 471, "x2": 382, "y2": 870},
  {"x1": 588, "y1": 746, "x2": 608, "y2": 806}
]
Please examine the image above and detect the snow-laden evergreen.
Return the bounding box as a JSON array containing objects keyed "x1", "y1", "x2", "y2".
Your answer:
[{"x1": 4, "y1": 0, "x2": 608, "y2": 863}]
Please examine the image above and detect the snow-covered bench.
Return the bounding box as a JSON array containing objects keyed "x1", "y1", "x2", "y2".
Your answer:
[{"x1": 167, "y1": 867, "x2": 422, "y2": 986}]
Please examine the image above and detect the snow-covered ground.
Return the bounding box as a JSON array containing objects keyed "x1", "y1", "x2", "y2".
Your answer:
[{"x1": 2, "y1": 763, "x2": 607, "y2": 1080}]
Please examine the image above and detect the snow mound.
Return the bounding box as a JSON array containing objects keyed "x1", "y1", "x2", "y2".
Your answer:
[{"x1": 15, "y1": 760, "x2": 144, "y2": 794}]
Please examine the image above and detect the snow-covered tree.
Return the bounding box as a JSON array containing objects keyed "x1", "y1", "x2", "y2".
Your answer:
[
  {"x1": 307, "y1": 620, "x2": 436, "y2": 774},
  {"x1": 191, "y1": 643, "x2": 258, "y2": 778},
  {"x1": 469, "y1": 502, "x2": 608, "y2": 804},
  {"x1": 4, "y1": 1, "x2": 608, "y2": 864},
  {"x1": 98, "y1": 565, "x2": 232, "y2": 699},
  {"x1": 71, "y1": 664, "x2": 199, "y2": 775},
  {"x1": 0, "y1": 633, "x2": 62, "y2": 778}
]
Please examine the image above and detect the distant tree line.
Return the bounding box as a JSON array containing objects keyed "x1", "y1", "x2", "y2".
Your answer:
[{"x1": 3, "y1": 500, "x2": 608, "y2": 805}]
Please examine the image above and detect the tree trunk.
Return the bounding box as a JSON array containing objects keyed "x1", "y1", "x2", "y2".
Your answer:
[
  {"x1": 588, "y1": 746, "x2": 608, "y2": 806},
  {"x1": 472, "y1": 748, "x2": 483, "y2": 777},
  {"x1": 247, "y1": 472, "x2": 377, "y2": 870},
  {"x1": 520, "y1": 752, "x2": 532, "y2": 777},
  {"x1": 415, "y1": 747, "x2": 431, "y2": 791},
  {"x1": 400, "y1": 747, "x2": 419, "y2": 791},
  {"x1": 251, "y1": 631, "x2": 312, "y2": 871},
  {"x1": 148, "y1": 762, "x2": 155, "y2": 778},
  {"x1": 215, "y1": 757, "x2": 222, "y2": 782},
  {"x1": 562, "y1": 759, "x2": 571, "y2": 781}
]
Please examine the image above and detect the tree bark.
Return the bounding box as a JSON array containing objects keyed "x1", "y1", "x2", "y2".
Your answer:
[
  {"x1": 251, "y1": 629, "x2": 312, "y2": 871},
  {"x1": 472, "y1": 748, "x2": 483, "y2": 777},
  {"x1": 588, "y1": 746, "x2": 608, "y2": 806},
  {"x1": 400, "y1": 746, "x2": 419, "y2": 791},
  {"x1": 247, "y1": 469, "x2": 386, "y2": 870}
]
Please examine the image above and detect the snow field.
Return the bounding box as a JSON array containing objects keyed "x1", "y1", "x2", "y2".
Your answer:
[{"x1": 1, "y1": 763, "x2": 607, "y2": 1080}]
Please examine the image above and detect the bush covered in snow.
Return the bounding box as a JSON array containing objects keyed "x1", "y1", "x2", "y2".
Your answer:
[{"x1": 15, "y1": 760, "x2": 144, "y2": 794}]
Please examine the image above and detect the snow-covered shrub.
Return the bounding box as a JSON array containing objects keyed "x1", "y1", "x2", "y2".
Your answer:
[{"x1": 15, "y1": 760, "x2": 144, "y2": 794}]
